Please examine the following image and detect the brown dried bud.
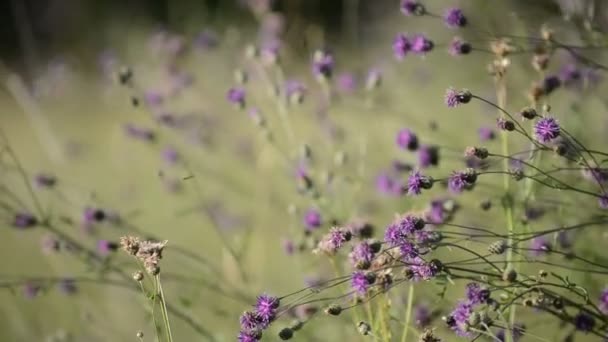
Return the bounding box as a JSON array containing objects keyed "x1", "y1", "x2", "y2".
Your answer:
[{"x1": 133, "y1": 271, "x2": 144, "y2": 282}]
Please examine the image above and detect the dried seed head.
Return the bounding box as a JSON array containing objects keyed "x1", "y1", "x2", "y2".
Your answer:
[
  {"x1": 488, "y1": 240, "x2": 506, "y2": 254},
  {"x1": 133, "y1": 271, "x2": 144, "y2": 282},
  {"x1": 136, "y1": 331, "x2": 144, "y2": 339},
  {"x1": 520, "y1": 107, "x2": 538, "y2": 120},
  {"x1": 120, "y1": 236, "x2": 140, "y2": 255},
  {"x1": 419, "y1": 328, "x2": 442, "y2": 342},
  {"x1": 357, "y1": 321, "x2": 371, "y2": 335},
  {"x1": 278, "y1": 328, "x2": 294, "y2": 340},
  {"x1": 465, "y1": 146, "x2": 489, "y2": 159},
  {"x1": 532, "y1": 54, "x2": 549, "y2": 71},
  {"x1": 511, "y1": 169, "x2": 524, "y2": 181},
  {"x1": 503, "y1": 268, "x2": 517, "y2": 282},
  {"x1": 325, "y1": 304, "x2": 342, "y2": 316}
]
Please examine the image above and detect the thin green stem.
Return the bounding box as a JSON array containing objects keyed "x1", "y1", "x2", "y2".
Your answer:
[
  {"x1": 400, "y1": 283, "x2": 414, "y2": 342},
  {"x1": 156, "y1": 275, "x2": 174, "y2": 342}
]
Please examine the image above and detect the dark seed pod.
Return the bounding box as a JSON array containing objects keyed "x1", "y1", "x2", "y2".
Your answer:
[
  {"x1": 278, "y1": 328, "x2": 294, "y2": 340},
  {"x1": 488, "y1": 240, "x2": 506, "y2": 255},
  {"x1": 325, "y1": 304, "x2": 342, "y2": 316}
]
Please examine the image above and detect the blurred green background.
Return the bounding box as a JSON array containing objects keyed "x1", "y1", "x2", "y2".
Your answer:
[{"x1": 1, "y1": 1, "x2": 608, "y2": 341}]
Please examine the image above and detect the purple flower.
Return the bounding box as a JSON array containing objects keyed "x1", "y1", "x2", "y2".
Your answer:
[
  {"x1": 162, "y1": 147, "x2": 179, "y2": 165},
  {"x1": 449, "y1": 37, "x2": 472, "y2": 56},
  {"x1": 13, "y1": 212, "x2": 37, "y2": 228},
  {"x1": 444, "y1": 87, "x2": 471, "y2": 108},
  {"x1": 399, "y1": 240, "x2": 419, "y2": 260},
  {"x1": 497, "y1": 117, "x2": 515, "y2": 131},
  {"x1": 425, "y1": 200, "x2": 446, "y2": 224},
  {"x1": 238, "y1": 330, "x2": 262, "y2": 342},
  {"x1": 497, "y1": 324, "x2": 525, "y2": 342},
  {"x1": 349, "y1": 241, "x2": 375, "y2": 269},
  {"x1": 407, "y1": 170, "x2": 433, "y2": 195},
  {"x1": 400, "y1": 0, "x2": 425, "y2": 16},
  {"x1": 448, "y1": 301, "x2": 473, "y2": 337},
  {"x1": 303, "y1": 209, "x2": 322, "y2": 230},
  {"x1": 384, "y1": 215, "x2": 424, "y2": 246},
  {"x1": 124, "y1": 123, "x2": 155, "y2": 142},
  {"x1": 83, "y1": 207, "x2": 105, "y2": 224},
  {"x1": 34, "y1": 173, "x2": 57, "y2": 188},
  {"x1": 312, "y1": 51, "x2": 334, "y2": 79},
  {"x1": 411, "y1": 34, "x2": 434, "y2": 54},
  {"x1": 599, "y1": 288, "x2": 608, "y2": 314},
  {"x1": 444, "y1": 8, "x2": 467, "y2": 28},
  {"x1": 530, "y1": 237, "x2": 552, "y2": 256},
  {"x1": 448, "y1": 169, "x2": 477, "y2": 194},
  {"x1": 351, "y1": 271, "x2": 373, "y2": 295},
  {"x1": 574, "y1": 312, "x2": 595, "y2": 332},
  {"x1": 285, "y1": 80, "x2": 306, "y2": 103},
  {"x1": 418, "y1": 145, "x2": 439, "y2": 168},
  {"x1": 227, "y1": 88, "x2": 246, "y2": 107},
  {"x1": 58, "y1": 278, "x2": 77, "y2": 295},
  {"x1": 600, "y1": 195, "x2": 608, "y2": 209},
  {"x1": 282, "y1": 238, "x2": 295, "y2": 255},
  {"x1": 393, "y1": 34, "x2": 412, "y2": 60},
  {"x1": 534, "y1": 117, "x2": 560, "y2": 143},
  {"x1": 559, "y1": 63, "x2": 581, "y2": 85},
  {"x1": 97, "y1": 240, "x2": 118, "y2": 256},
  {"x1": 22, "y1": 282, "x2": 40, "y2": 299},
  {"x1": 410, "y1": 257, "x2": 439, "y2": 280},
  {"x1": 336, "y1": 73, "x2": 357, "y2": 93},
  {"x1": 396, "y1": 128, "x2": 419, "y2": 151},
  {"x1": 144, "y1": 90, "x2": 164, "y2": 107},
  {"x1": 240, "y1": 311, "x2": 261, "y2": 330},
  {"x1": 317, "y1": 228, "x2": 351, "y2": 255},
  {"x1": 478, "y1": 127, "x2": 495, "y2": 141},
  {"x1": 254, "y1": 294, "x2": 279, "y2": 327},
  {"x1": 465, "y1": 282, "x2": 490, "y2": 305},
  {"x1": 542, "y1": 75, "x2": 561, "y2": 95},
  {"x1": 414, "y1": 304, "x2": 432, "y2": 327}
]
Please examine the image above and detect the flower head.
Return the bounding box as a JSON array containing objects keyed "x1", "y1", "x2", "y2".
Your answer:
[
  {"x1": 351, "y1": 271, "x2": 374, "y2": 295},
  {"x1": 400, "y1": 0, "x2": 425, "y2": 16},
  {"x1": 34, "y1": 173, "x2": 57, "y2": 188},
  {"x1": 316, "y1": 227, "x2": 352, "y2": 255},
  {"x1": 312, "y1": 50, "x2": 334, "y2": 79},
  {"x1": 444, "y1": 88, "x2": 471, "y2": 107},
  {"x1": 478, "y1": 127, "x2": 495, "y2": 141},
  {"x1": 303, "y1": 209, "x2": 322, "y2": 230},
  {"x1": 444, "y1": 8, "x2": 467, "y2": 28},
  {"x1": 393, "y1": 34, "x2": 412, "y2": 60},
  {"x1": 411, "y1": 34, "x2": 434, "y2": 54},
  {"x1": 465, "y1": 283, "x2": 490, "y2": 305},
  {"x1": 396, "y1": 128, "x2": 419, "y2": 151},
  {"x1": 448, "y1": 301, "x2": 473, "y2": 337},
  {"x1": 448, "y1": 37, "x2": 472, "y2": 56},
  {"x1": 349, "y1": 241, "x2": 375, "y2": 269},
  {"x1": 227, "y1": 87, "x2": 246, "y2": 107},
  {"x1": 448, "y1": 169, "x2": 477, "y2": 194},
  {"x1": 574, "y1": 312, "x2": 595, "y2": 332},
  {"x1": 534, "y1": 116, "x2": 560, "y2": 143},
  {"x1": 13, "y1": 212, "x2": 37, "y2": 228},
  {"x1": 407, "y1": 170, "x2": 433, "y2": 195},
  {"x1": 254, "y1": 294, "x2": 280, "y2": 327},
  {"x1": 418, "y1": 145, "x2": 439, "y2": 168},
  {"x1": 530, "y1": 237, "x2": 552, "y2": 256},
  {"x1": 97, "y1": 240, "x2": 118, "y2": 256}
]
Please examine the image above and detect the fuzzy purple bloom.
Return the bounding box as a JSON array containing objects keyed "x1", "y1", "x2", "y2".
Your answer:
[
  {"x1": 399, "y1": 240, "x2": 419, "y2": 260},
  {"x1": 444, "y1": 88, "x2": 465, "y2": 108},
  {"x1": 410, "y1": 257, "x2": 439, "y2": 280},
  {"x1": 599, "y1": 288, "x2": 608, "y2": 314},
  {"x1": 465, "y1": 282, "x2": 490, "y2": 305},
  {"x1": 411, "y1": 34, "x2": 434, "y2": 54},
  {"x1": 478, "y1": 127, "x2": 495, "y2": 141},
  {"x1": 58, "y1": 278, "x2": 77, "y2": 295},
  {"x1": 574, "y1": 312, "x2": 595, "y2": 332},
  {"x1": 407, "y1": 170, "x2": 433, "y2": 195},
  {"x1": 418, "y1": 145, "x2": 439, "y2": 168},
  {"x1": 34, "y1": 173, "x2": 57, "y2": 188},
  {"x1": 530, "y1": 237, "x2": 552, "y2": 256},
  {"x1": 351, "y1": 271, "x2": 372, "y2": 295},
  {"x1": 254, "y1": 294, "x2": 279, "y2": 327},
  {"x1": 600, "y1": 195, "x2": 608, "y2": 209},
  {"x1": 449, "y1": 37, "x2": 472, "y2": 56},
  {"x1": 448, "y1": 301, "x2": 473, "y2": 337},
  {"x1": 303, "y1": 209, "x2": 322, "y2": 230},
  {"x1": 238, "y1": 330, "x2": 261, "y2": 342},
  {"x1": 97, "y1": 240, "x2": 118, "y2": 256},
  {"x1": 240, "y1": 311, "x2": 261, "y2": 331},
  {"x1": 425, "y1": 200, "x2": 446, "y2": 224},
  {"x1": 448, "y1": 169, "x2": 476, "y2": 194},
  {"x1": 444, "y1": 8, "x2": 467, "y2": 28},
  {"x1": 400, "y1": 0, "x2": 424, "y2": 16},
  {"x1": 227, "y1": 87, "x2": 246, "y2": 106},
  {"x1": 414, "y1": 304, "x2": 432, "y2": 327},
  {"x1": 312, "y1": 51, "x2": 334, "y2": 79},
  {"x1": 376, "y1": 173, "x2": 402, "y2": 196},
  {"x1": 13, "y1": 212, "x2": 37, "y2": 228},
  {"x1": 534, "y1": 116, "x2": 560, "y2": 143},
  {"x1": 396, "y1": 128, "x2": 419, "y2": 151},
  {"x1": 124, "y1": 123, "x2": 156, "y2": 142},
  {"x1": 542, "y1": 75, "x2": 561, "y2": 95},
  {"x1": 393, "y1": 34, "x2": 412, "y2": 60},
  {"x1": 349, "y1": 242, "x2": 375, "y2": 268}
]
